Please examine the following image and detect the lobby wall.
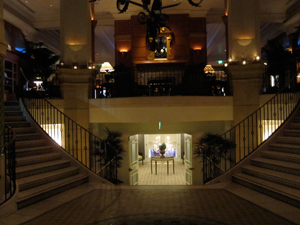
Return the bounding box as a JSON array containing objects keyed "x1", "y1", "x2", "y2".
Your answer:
[{"x1": 115, "y1": 14, "x2": 207, "y2": 66}]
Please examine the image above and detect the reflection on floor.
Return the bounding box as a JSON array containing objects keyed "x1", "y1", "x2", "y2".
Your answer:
[{"x1": 138, "y1": 162, "x2": 186, "y2": 185}]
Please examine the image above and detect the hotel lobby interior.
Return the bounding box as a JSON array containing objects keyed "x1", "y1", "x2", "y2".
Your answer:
[{"x1": 1, "y1": 0, "x2": 300, "y2": 224}]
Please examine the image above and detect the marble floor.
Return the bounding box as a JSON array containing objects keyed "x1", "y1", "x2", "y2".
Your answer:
[
  {"x1": 1, "y1": 163, "x2": 300, "y2": 225},
  {"x1": 138, "y1": 162, "x2": 186, "y2": 185}
]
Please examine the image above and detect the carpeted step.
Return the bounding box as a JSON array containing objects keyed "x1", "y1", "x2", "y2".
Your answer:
[
  {"x1": 268, "y1": 143, "x2": 300, "y2": 154},
  {"x1": 16, "y1": 139, "x2": 47, "y2": 149},
  {"x1": 290, "y1": 123, "x2": 300, "y2": 130},
  {"x1": 284, "y1": 129, "x2": 300, "y2": 137},
  {"x1": 15, "y1": 133, "x2": 40, "y2": 141},
  {"x1": 16, "y1": 146, "x2": 54, "y2": 157},
  {"x1": 242, "y1": 165, "x2": 300, "y2": 190},
  {"x1": 12, "y1": 127, "x2": 35, "y2": 134},
  {"x1": 16, "y1": 173, "x2": 89, "y2": 209},
  {"x1": 4, "y1": 101, "x2": 20, "y2": 106},
  {"x1": 16, "y1": 153, "x2": 62, "y2": 167},
  {"x1": 17, "y1": 167, "x2": 80, "y2": 191},
  {"x1": 261, "y1": 150, "x2": 300, "y2": 164},
  {"x1": 4, "y1": 116, "x2": 26, "y2": 122},
  {"x1": 4, "y1": 111, "x2": 23, "y2": 116},
  {"x1": 5, "y1": 121, "x2": 31, "y2": 128},
  {"x1": 4, "y1": 106, "x2": 21, "y2": 112},
  {"x1": 16, "y1": 159, "x2": 71, "y2": 179},
  {"x1": 251, "y1": 158, "x2": 300, "y2": 176},
  {"x1": 276, "y1": 136, "x2": 300, "y2": 145},
  {"x1": 232, "y1": 173, "x2": 300, "y2": 208}
]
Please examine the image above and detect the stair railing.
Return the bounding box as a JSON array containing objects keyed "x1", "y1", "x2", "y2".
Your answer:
[
  {"x1": 20, "y1": 69, "x2": 119, "y2": 184},
  {"x1": 0, "y1": 125, "x2": 16, "y2": 205},
  {"x1": 203, "y1": 73, "x2": 300, "y2": 184}
]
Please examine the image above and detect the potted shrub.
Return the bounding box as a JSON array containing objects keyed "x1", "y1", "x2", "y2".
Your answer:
[{"x1": 159, "y1": 143, "x2": 167, "y2": 158}]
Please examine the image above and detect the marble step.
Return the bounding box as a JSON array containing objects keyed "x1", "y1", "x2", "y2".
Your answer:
[
  {"x1": 16, "y1": 159, "x2": 71, "y2": 179},
  {"x1": 4, "y1": 101, "x2": 20, "y2": 106},
  {"x1": 268, "y1": 143, "x2": 300, "y2": 154},
  {"x1": 17, "y1": 167, "x2": 80, "y2": 191},
  {"x1": 276, "y1": 136, "x2": 300, "y2": 145},
  {"x1": 284, "y1": 130, "x2": 300, "y2": 137},
  {"x1": 4, "y1": 116, "x2": 26, "y2": 122},
  {"x1": 251, "y1": 158, "x2": 300, "y2": 176},
  {"x1": 242, "y1": 165, "x2": 300, "y2": 190},
  {"x1": 16, "y1": 153, "x2": 62, "y2": 167},
  {"x1": 16, "y1": 146, "x2": 54, "y2": 157},
  {"x1": 5, "y1": 121, "x2": 31, "y2": 128},
  {"x1": 16, "y1": 139, "x2": 47, "y2": 149},
  {"x1": 290, "y1": 123, "x2": 300, "y2": 130},
  {"x1": 261, "y1": 150, "x2": 300, "y2": 164},
  {"x1": 15, "y1": 133, "x2": 40, "y2": 141},
  {"x1": 4, "y1": 106, "x2": 21, "y2": 112},
  {"x1": 16, "y1": 173, "x2": 89, "y2": 209},
  {"x1": 12, "y1": 127, "x2": 35, "y2": 134},
  {"x1": 232, "y1": 173, "x2": 300, "y2": 208},
  {"x1": 4, "y1": 111, "x2": 23, "y2": 116}
]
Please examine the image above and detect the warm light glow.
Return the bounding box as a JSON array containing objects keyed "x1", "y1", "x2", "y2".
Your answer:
[
  {"x1": 120, "y1": 50, "x2": 128, "y2": 53},
  {"x1": 100, "y1": 62, "x2": 114, "y2": 73},
  {"x1": 224, "y1": 63, "x2": 228, "y2": 67},
  {"x1": 229, "y1": 58, "x2": 232, "y2": 62},
  {"x1": 73, "y1": 63, "x2": 78, "y2": 69},
  {"x1": 237, "y1": 39, "x2": 252, "y2": 46},
  {"x1": 204, "y1": 65, "x2": 215, "y2": 73},
  {"x1": 264, "y1": 62, "x2": 268, "y2": 66},
  {"x1": 41, "y1": 124, "x2": 63, "y2": 146},
  {"x1": 242, "y1": 60, "x2": 246, "y2": 65},
  {"x1": 256, "y1": 56, "x2": 260, "y2": 61}
]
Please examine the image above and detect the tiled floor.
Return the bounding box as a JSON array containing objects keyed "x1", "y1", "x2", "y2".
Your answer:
[
  {"x1": 1, "y1": 164, "x2": 300, "y2": 225},
  {"x1": 138, "y1": 162, "x2": 186, "y2": 185},
  {"x1": 18, "y1": 186, "x2": 296, "y2": 225}
]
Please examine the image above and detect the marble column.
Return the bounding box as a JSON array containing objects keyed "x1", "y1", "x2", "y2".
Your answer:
[{"x1": 58, "y1": 0, "x2": 94, "y2": 130}]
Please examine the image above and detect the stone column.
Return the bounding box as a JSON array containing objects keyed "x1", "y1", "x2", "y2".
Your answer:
[
  {"x1": 0, "y1": 0, "x2": 7, "y2": 200},
  {"x1": 227, "y1": 0, "x2": 264, "y2": 125},
  {"x1": 59, "y1": 0, "x2": 94, "y2": 130}
]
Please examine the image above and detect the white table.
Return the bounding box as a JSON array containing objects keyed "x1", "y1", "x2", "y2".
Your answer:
[{"x1": 151, "y1": 157, "x2": 175, "y2": 175}]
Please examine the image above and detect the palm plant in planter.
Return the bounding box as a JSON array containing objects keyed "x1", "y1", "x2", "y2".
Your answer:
[
  {"x1": 194, "y1": 132, "x2": 236, "y2": 182},
  {"x1": 94, "y1": 128, "x2": 125, "y2": 185}
]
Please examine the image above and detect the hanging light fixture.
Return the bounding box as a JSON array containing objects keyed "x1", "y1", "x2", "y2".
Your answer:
[{"x1": 204, "y1": 65, "x2": 215, "y2": 74}]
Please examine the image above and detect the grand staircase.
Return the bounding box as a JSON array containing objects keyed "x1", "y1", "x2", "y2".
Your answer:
[
  {"x1": 4, "y1": 101, "x2": 89, "y2": 209},
  {"x1": 232, "y1": 108, "x2": 300, "y2": 208}
]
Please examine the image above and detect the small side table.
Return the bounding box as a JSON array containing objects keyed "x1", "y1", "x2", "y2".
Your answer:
[{"x1": 151, "y1": 157, "x2": 175, "y2": 175}]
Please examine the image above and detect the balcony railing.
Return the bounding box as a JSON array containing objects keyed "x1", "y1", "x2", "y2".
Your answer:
[
  {"x1": 94, "y1": 65, "x2": 229, "y2": 98},
  {"x1": 203, "y1": 72, "x2": 300, "y2": 183},
  {"x1": 0, "y1": 125, "x2": 16, "y2": 205}
]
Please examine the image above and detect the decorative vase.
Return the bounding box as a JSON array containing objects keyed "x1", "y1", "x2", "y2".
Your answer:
[{"x1": 160, "y1": 150, "x2": 165, "y2": 158}]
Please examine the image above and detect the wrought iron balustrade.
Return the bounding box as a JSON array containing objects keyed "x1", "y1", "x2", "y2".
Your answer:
[
  {"x1": 94, "y1": 65, "x2": 229, "y2": 98},
  {"x1": 0, "y1": 125, "x2": 16, "y2": 205},
  {"x1": 203, "y1": 72, "x2": 300, "y2": 183}
]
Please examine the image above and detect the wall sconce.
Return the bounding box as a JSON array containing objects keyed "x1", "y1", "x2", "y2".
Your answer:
[
  {"x1": 87, "y1": 62, "x2": 93, "y2": 69},
  {"x1": 237, "y1": 39, "x2": 252, "y2": 47},
  {"x1": 194, "y1": 48, "x2": 202, "y2": 55},
  {"x1": 73, "y1": 62, "x2": 78, "y2": 69},
  {"x1": 120, "y1": 50, "x2": 128, "y2": 58},
  {"x1": 100, "y1": 62, "x2": 114, "y2": 74}
]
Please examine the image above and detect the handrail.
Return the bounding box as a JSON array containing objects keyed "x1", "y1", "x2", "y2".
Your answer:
[
  {"x1": 20, "y1": 69, "x2": 119, "y2": 184},
  {"x1": 0, "y1": 125, "x2": 16, "y2": 205},
  {"x1": 203, "y1": 70, "x2": 300, "y2": 183}
]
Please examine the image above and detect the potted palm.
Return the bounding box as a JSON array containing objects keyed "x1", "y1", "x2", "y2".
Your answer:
[{"x1": 159, "y1": 143, "x2": 167, "y2": 158}]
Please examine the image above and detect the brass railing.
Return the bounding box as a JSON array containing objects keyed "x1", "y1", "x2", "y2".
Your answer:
[{"x1": 203, "y1": 73, "x2": 300, "y2": 183}]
